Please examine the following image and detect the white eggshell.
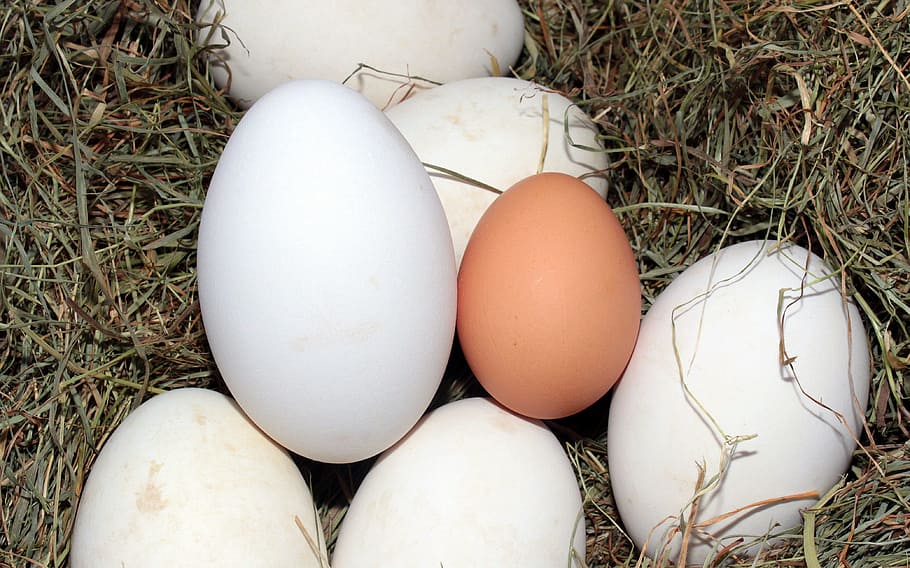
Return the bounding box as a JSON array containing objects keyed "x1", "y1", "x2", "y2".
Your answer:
[
  {"x1": 196, "y1": 80, "x2": 456, "y2": 463},
  {"x1": 195, "y1": 0, "x2": 525, "y2": 109},
  {"x1": 385, "y1": 77, "x2": 609, "y2": 266},
  {"x1": 607, "y1": 240, "x2": 871, "y2": 564},
  {"x1": 70, "y1": 388, "x2": 326, "y2": 567},
  {"x1": 332, "y1": 397, "x2": 587, "y2": 567}
]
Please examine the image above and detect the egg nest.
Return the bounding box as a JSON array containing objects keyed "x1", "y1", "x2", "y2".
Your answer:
[{"x1": 1, "y1": 1, "x2": 908, "y2": 567}]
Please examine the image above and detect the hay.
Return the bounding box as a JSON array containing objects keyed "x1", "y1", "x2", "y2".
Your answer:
[{"x1": 0, "y1": 0, "x2": 907, "y2": 566}]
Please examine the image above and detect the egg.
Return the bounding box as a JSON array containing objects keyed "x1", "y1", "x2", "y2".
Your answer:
[
  {"x1": 196, "y1": 79, "x2": 456, "y2": 463},
  {"x1": 385, "y1": 77, "x2": 610, "y2": 267},
  {"x1": 456, "y1": 172, "x2": 641, "y2": 419},
  {"x1": 331, "y1": 397, "x2": 586, "y2": 567},
  {"x1": 195, "y1": 0, "x2": 525, "y2": 109},
  {"x1": 607, "y1": 240, "x2": 871, "y2": 564},
  {"x1": 70, "y1": 388, "x2": 327, "y2": 567}
]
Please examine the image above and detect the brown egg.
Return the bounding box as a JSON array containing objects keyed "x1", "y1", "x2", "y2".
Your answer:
[{"x1": 456, "y1": 172, "x2": 641, "y2": 419}]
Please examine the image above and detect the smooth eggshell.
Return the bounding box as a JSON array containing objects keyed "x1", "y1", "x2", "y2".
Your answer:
[
  {"x1": 332, "y1": 397, "x2": 586, "y2": 567},
  {"x1": 196, "y1": 80, "x2": 456, "y2": 463},
  {"x1": 195, "y1": 0, "x2": 525, "y2": 109},
  {"x1": 70, "y1": 388, "x2": 326, "y2": 567},
  {"x1": 607, "y1": 240, "x2": 871, "y2": 564},
  {"x1": 385, "y1": 77, "x2": 609, "y2": 266},
  {"x1": 457, "y1": 172, "x2": 641, "y2": 419}
]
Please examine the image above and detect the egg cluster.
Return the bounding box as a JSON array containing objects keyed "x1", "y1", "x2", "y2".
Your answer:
[{"x1": 70, "y1": 2, "x2": 872, "y2": 567}]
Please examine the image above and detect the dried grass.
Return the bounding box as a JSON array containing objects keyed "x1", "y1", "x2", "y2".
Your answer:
[{"x1": 1, "y1": 0, "x2": 907, "y2": 566}]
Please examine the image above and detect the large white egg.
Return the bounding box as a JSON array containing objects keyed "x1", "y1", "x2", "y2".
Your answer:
[
  {"x1": 332, "y1": 397, "x2": 587, "y2": 567},
  {"x1": 195, "y1": 0, "x2": 525, "y2": 109},
  {"x1": 196, "y1": 79, "x2": 456, "y2": 463},
  {"x1": 71, "y1": 388, "x2": 327, "y2": 567},
  {"x1": 385, "y1": 77, "x2": 609, "y2": 266},
  {"x1": 607, "y1": 240, "x2": 871, "y2": 564}
]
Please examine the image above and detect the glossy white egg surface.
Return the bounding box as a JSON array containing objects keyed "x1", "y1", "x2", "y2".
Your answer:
[
  {"x1": 386, "y1": 77, "x2": 609, "y2": 266},
  {"x1": 70, "y1": 388, "x2": 327, "y2": 567},
  {"x1": 196, "y1": 80, "x2": 457, "y2": 463},
  {"x1": 608, "y1": 240, "x2": 870, "y2": 564},
  {"x1": 195, "y1": 0, "x2": 525, "y2": 109},
  {"x1": 332, "y1": 397, "x2": 587, "y2": 567}
]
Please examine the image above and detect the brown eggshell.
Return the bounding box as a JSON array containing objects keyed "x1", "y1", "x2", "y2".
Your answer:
[{"x1": 456, "y1": 172, "x2": 641, "y2": 419}]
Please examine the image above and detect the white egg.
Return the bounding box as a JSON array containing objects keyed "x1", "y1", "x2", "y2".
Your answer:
[
  {"x1": 196, "y1": 79, "x2": 456, "y2": 463},
  {"x1": 195, "y1": 0, "x2": 525, "y2": 109},
  {"x1": 70, "y1": 388, "x2": 326, "y2": 567},
  {"x1": 332, "y1": 397, "x2": 587, "y2": 567},
  {"x1": 607, "y1": 240, "x2": 871, "y2": 564},
  {"x1": 385, "y1": 77, "x2": 609, "y2": 266}
]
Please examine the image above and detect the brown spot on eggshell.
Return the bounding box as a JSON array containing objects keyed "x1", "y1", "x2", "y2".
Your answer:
[
  {"x1": 491, "y1": 410, "x2": 519, "y2": 433},
  {"x1": 135, "y1": 460, "x2": 167, "y2": 513},
  {"x1": 194, "y1": 408, "x2": 208, "y2": 426},
  {"x1": 442, "y1": 104, "x2": 486, "y2": 141}
]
